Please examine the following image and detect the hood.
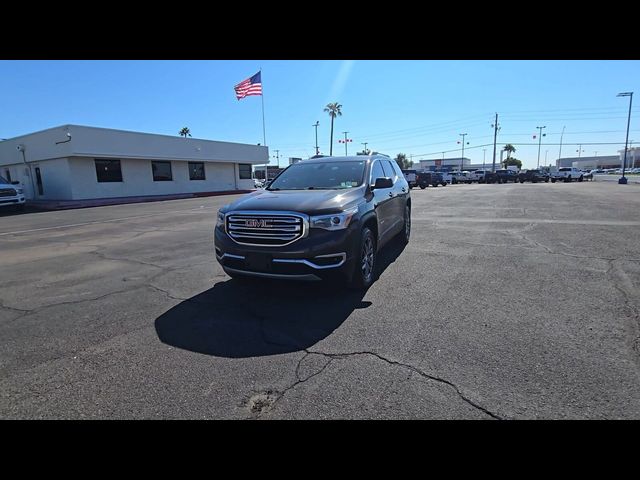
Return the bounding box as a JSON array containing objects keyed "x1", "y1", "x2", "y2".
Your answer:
[{"x1": 221, "y1": 187, "x2": 365, "y2": 216}]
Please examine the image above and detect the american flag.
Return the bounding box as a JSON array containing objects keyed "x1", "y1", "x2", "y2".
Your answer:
[{"x1": 234, "y1": 71, "x2": 262, "y2": 100}]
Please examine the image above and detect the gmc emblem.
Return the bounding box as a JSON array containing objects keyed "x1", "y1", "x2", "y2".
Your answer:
[{"x1": 245, "y1": 219, "x2": 267, "y2": 228}]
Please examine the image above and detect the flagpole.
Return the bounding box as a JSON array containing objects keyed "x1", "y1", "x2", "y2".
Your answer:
[{"x1": 260, "y1": 67, "x2": 268, "y2": 181}]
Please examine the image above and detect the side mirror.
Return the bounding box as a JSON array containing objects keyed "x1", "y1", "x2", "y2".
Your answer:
[
  {"x1": 372, "y1": 177, "x2": 393, "y2": 189},
  {"x1": 11, "y1": 181, "x2": 20, "y2": 185}
]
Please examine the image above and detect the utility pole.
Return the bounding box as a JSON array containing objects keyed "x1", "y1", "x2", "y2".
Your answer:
[
  {"x1": 483, "y1": 148, "x2": 486, "y2": 171},
  {"x1": 491, "y1": 113, "x2": 499, "y2": 173},
  {"x1": 361, "y1": 142, "x2": 369, "y2": 154},
  {"x1": 576, "y1": 145, "x2": 584, "y2": 158},
  {"x1": 339, "y1": 131, "x2": 352, "y2": 155},
  {"x1": 312, "y1": 121, "x2": 319, "y2": 155},
  {"x1": 536, "y1": 125, "x2": 546, "y2": 169},
  {"x1": 272, "y1": 149, "x2": 280, "y2": 170},
  {"x1": 617, "y1": 91, "x2": 633, "y2": 184},
  {"x1": 558, "y1": 125, "x2": 566, "y2": 167},
  {"x1": 458, "y1": 133, "x2": 468, "y2": 171},
  {"x1": 545, "y1": 150, "x2": 548, "y2": 166}
]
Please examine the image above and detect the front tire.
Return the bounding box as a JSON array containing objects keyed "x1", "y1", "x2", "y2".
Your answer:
[
  {"x1": 420, "y1": 185, "x2": 426, "y2": 189},
  {"x1": 350, "y1": 227, "x2": 376, "y2": 290},
  {"x1": 400, "y1": 204, "x2": 411, "y2": 245}
]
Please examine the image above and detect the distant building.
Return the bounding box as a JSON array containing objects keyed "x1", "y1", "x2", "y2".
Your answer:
[
  {"x1": 418, "y1": 157, "x2": 471, "y2": 171},
  {"x1": 0, "y1": 124, "x2": 268, "y2": 201},
  {"x1": 289, "y1": 157, "x2": 302, "y2": 165},
  {"x1": 557, "y1": 155, "x2": 620, "y2": 170}
]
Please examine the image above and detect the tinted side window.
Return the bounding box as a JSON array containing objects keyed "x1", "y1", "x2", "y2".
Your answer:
[
  {"x1": 386, "y1": 160, "x2": 401, "y2": 181},
  {"x1": 370, "y1": 161, "x2": 385, "y2": 183}
]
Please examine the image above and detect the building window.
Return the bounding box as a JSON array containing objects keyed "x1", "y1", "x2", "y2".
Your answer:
[
  {"x1": 238, "y1": 163, "x2": 252, "y2": 179},
  {"x1": 189, "y1": 162, "x2": 206, "y2": 180},
  {"x1": 152, "y1": 161, "x2": 172, "y2": 181},
  {"x1": 95, "y1": 159, "x2": 123, "y2": 182},
  {"x1": 35, "y1": 167, "x2": 44, "y2": 195}
]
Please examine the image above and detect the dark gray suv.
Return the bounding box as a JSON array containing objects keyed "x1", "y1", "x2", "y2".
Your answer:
[{"x1": 214, "y1": 155, "x2": 411, "y2": 289}]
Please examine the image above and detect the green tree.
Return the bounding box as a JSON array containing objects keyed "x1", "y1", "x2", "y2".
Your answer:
[
  {"x1": 395, "y1": 153, "x2": 413, "y2": 169},
  {"x1": 323, "y1": 102, "x2": 342, "y2": 156},
  {"x1": 504, "y1": 143, "x2": 516, "y2": 159},
  {"x1": 179, "y1": 127, "x2": 192, "y2": 138},
  {"x1": 503, "y1": 157, "x2": 522, "y2": 169}
]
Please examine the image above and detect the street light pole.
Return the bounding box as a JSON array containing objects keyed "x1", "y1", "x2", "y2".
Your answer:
[
  {"x1": 536, "y1": 125, "x2": 546, "y2": 169},
  {"x1": 617, "y1": 91, "x2": 633, "y2": 184},
  {"x1": 459, "y1": 133, "x2": 468, "y2": 171},
  {"x1": 312, "y1": 121, "x2": 319, "y2": 155},
  {"x1": 483, "y1": 148, "x2": 486, "y2": 171},
  {"x1": 558, "y1": 125, "x2": 566, "y2": 167}
]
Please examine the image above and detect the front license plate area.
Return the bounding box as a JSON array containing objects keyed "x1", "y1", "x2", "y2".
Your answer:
[{"x1": 245, "y1": 253, "x2": 271, "y2": 272}]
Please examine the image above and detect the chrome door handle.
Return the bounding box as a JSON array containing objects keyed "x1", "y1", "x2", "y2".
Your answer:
[{"x1": 388, "y1": 192, "x2": 394, "y2": 197}]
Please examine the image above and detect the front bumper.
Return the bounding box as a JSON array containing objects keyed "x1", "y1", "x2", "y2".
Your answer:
[
  {"x1": 214, "y1": 221, "x2": 361, "y2": 282},
  {"x1": 0, "y1": 195, "x2": 25, "y2": 207}
]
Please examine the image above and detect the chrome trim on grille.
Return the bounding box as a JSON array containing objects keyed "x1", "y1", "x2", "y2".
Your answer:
[
  {"x1": 225, "y1": 210, "x2": 309, "y2": 247},
  {"x1": 216, "y1": 252, "x2": 246, "y2": 261},
  {"x1": 223, "y1": 267, "x2": 321, "y2": 282},
  {"x1": 272, "y1": 252, "x2": 347, "y2": 270}
]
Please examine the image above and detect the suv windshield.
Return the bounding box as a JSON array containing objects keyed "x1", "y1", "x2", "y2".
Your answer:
[{"x1": 267, "y1": 161, "x2": 366, "y2": 190}]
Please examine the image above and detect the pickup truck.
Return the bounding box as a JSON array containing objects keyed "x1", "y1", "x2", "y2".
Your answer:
[
  {"x1": 551, "y1": 167, "x2": 584, "y2": 183},
  {"x1": 485, "y1": 169, "x2": 518, "y2": 183},
  {"x1": 449, "y1": 171, "x2": 469, "y2": 184},
  {"x1": 518, "y1": 169, "x2": 550, "y2": 183},
  {"x1": 416, "y1": 171, "x2": 447, "y2": 188},
  {"x1": 402, "y1": 169, "x2": 417, "y2": 189},
  {"x1": 467, "y1": 170, "x2": 487, "y2": 183},
  {"x1": 0, "y1": 175, "x2": 26, "y2": 211}
]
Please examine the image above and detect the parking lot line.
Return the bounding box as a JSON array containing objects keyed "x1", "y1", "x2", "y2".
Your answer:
[{"x1": 0, "y1": 207, "x2": 212, "y2": 237}]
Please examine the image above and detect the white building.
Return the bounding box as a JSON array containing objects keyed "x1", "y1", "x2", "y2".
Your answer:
[
  {"x1": 418, "y1": 157, "x2": 471, "y2": 170},
  {"x1": 0, "y1": 125, "x2": 269, "y2": 201},
  {"x1": 557, "y1": 155, "x2": 621, "y2": 170}
]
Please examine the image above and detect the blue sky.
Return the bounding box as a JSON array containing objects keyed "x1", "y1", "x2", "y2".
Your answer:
[{"x1": 1, "y1": 60, "x2": 638, "y2": 169}]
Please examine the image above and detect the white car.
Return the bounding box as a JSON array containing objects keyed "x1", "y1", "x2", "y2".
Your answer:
[
  {"x1": 0, "y1": 175, "x2": 26, "y2": 210},
  {"x1": 552, "y1": 167, "x2": 584, "y2": 183}
]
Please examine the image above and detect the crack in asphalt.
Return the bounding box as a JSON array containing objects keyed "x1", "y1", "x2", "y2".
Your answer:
[
  {"x1": 261, "y1": 349, "x2": 502, "y2": 420},
  {"x1": 145, "y1": 284, "x2": 189, "y2": 302},
  {"x1": 0, "y1": 300, "x2": 32, "y2": 314},
  {"x1": 517, "y1": 225, "x2": 618, "y2": 261}
]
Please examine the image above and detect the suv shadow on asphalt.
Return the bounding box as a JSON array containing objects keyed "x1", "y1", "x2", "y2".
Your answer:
[
  {"x1": 154, "y1": 236, "x2": 408, "y2": 358},
  {"x1": 0, "y1": 206, "x2": 38, "y2": 217}
]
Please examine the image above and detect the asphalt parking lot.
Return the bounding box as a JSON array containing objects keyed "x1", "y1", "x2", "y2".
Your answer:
[{"x1": 1, "y1": 182, "x2": 639, "y2": 419}]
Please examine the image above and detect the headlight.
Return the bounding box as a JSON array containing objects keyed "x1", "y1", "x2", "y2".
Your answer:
[
  {"x1": 310, "y1": 206, "x2": 359, "y2": 231},
  {"x1": 216, "y1": 211, "x2": 225, "y2": 227},
  {"x1": 16, "y1": 188, "x2": 23, "y2": 195}
]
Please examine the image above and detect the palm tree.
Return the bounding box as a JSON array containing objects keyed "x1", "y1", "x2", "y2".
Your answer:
[
  {"x1": 179, "y1": 127, "x2": 192, "y2": 138},
  {"x1": 323, "y1": 102, "x2": 342, "y2": 156},
  {"x1": 504, "y1": 143, "x2": 516, "y2": 159}
]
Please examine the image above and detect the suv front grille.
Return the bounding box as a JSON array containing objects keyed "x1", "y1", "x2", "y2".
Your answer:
[
  {"x1": 226, "y1": 212, "x2": 307, "y2": 246},
  {"x1": 0, "y1": 188, "x2": 17, "y2": 197}
]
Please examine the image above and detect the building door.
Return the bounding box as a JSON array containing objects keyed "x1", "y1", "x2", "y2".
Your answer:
[{"x1": 35, "y1": 167, "x2": 44, "y2": 196}]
